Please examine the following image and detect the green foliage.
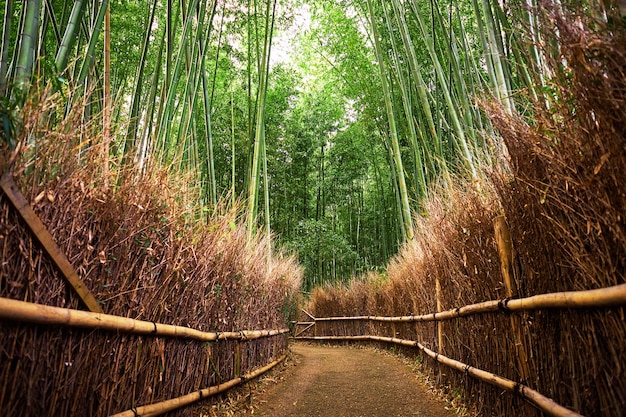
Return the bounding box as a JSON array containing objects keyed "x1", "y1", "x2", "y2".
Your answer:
[{"x1": 286, "y1": 219, "x2": 360, "y2": 290}]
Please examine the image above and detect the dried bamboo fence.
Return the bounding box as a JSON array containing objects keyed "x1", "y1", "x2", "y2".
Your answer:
[
  {"x1": 294, "y1": 283, "x2": 626, "y2": 417},
  {"x1": 0, "y1": 164, "x2": 301, "y2": 416},
  {"x1": 0, "y1": 297, "x2": 288, "y2": 416}
]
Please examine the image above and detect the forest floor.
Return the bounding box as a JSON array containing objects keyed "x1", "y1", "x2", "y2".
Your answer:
[{"x1": 204, "y1": 342, "x2": 460, "y2": 417}]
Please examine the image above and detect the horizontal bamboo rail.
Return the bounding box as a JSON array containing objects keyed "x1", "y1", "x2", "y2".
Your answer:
[
  {"x1": 297, "y1": 335, "x2": 582, "y2": 417},
  {"x1": 110, "y1": 352, "x2": 288, "y2": 417},
  {"x1": 0, "y1": 297, "x2": 288, "y2": 341},
  {"x1": 312, "y1": 283, "x2": 626, "y2": 323}
]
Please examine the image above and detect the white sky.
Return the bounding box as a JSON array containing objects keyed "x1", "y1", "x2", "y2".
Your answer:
[{"x1": 270, "y1": 4, "x2": 312, "y2": 68}]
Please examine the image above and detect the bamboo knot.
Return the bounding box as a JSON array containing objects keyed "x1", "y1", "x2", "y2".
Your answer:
[
  {"x1": 498, "y1": 298, "x2": 512, "y2": 313},
  {"x1": 198, "y1": 389, "x2": 203, "y2": 400},
  {"x1": 151, "y1": 321, "x2": 157, "y2": 333},
  {"x1": 454, "y1": 308, "x2": 461, "y2": 317},
  {"x1": 131, "y1": 407, "x2": 140, "y2": 417},
  {"x1": 463, "y1": 364, "x2": 471, "y2": 373}
]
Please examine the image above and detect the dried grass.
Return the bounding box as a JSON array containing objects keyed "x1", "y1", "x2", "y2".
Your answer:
[{"x1": 0, "y1": 87, "x2": 302, "y2": 416}]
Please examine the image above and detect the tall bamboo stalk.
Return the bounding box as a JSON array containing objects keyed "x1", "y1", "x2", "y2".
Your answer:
[
  {"x1": 366, "y1": 0, "x2": 414, "y2": 241},
  {"x1": 121, "y1": 0, "x2": 158, "y2": 167},
  {"x1": 14, "y1": 0, "x2": 41, "y2": 93},
  {"x1": 382, "y1": 2, "x2": 427, "y2": 200},
  {"x1": 103, "y1": 0, "x2": 111, "y2": 187},
  {"x1": 409, "y1": 0, "x2": 478, "y2": 180},
  {"x1": 246, "y1": 0, "x2": 276, "y2": 240},
  {"x1": 76, "y1": 0, "x2": 109, "y2": 86},
  {"x1": 55, "y1": 0, "x2": 87, "y2": 74},
  {"x1": 0, "y1": 0, "x2": 14, "y2": 96}
]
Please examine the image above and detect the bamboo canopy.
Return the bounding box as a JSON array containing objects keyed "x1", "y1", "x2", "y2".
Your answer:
[
  {"x1": 0, "y1": 297, "x2": 288, "y2": 341},
  {"x1": 110, "y1": 353, "x2": 288, "y2": 417},
  {"x1": 296, "y1": 335, "x2": 583, "y2": 417},
  {"x1": 311, "y1": 283, "x2": 626, "y2": 323}
]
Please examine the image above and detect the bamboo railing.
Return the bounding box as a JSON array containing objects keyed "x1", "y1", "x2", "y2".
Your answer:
[
  {"x1": 294, "y1": 283, "x2": 626, "y2": 417},
  {"x1": 0, "y1": 296, "x2": 289, "y2": 415},
  {"x1": 296, "y1": 335, "x2": 582, "y2": 417},
  {"x1": 110, "y1": 353, "x2": 288, "y2": 417},
  {"x1": 0, "y1": 297, "x2": 288, "y2": 341},
  {"x1": 308, "y1": 283, "x2": 626, "y2": 323}
]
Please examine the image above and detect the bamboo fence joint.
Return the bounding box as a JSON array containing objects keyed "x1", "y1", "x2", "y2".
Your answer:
[{"x1": 0, "y1": 173, "x2": 103, "y2": 313}]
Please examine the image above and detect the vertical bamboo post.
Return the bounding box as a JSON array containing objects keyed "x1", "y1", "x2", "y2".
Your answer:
[
  {"x1": 494, "y1": 215, "x2": 516, "y2": 298},
  {"x1": 435, "y1": 277, "x2": 443, "y2": 384},
  {"x1": 234, "y1": 341, "x2": 241, "y2": 378},
  {"x1": 493, "y1": 215, "x2": 530, "y2": 382}
]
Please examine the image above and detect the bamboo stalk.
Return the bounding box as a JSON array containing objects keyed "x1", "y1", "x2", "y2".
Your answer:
[
  {"x1": 494, "y1": 215, "x2": 530, "y2": 382},
  {"x1": 110, "y1": 353, "x2": 288, "y2": 417},
  {"x1": 0, "y1": 297, "x2": 288, "y2": 342},
  {"x1": 308, "y1": 283, "x2": 626, "y2": 323},
  {"x1": 297, "y1": 336, "x2": 583, "y2": 417}
]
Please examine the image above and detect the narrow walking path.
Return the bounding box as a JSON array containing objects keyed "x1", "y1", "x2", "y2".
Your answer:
[{"x1": 247, "y1": 343, "x2": 457, "y2": 417}]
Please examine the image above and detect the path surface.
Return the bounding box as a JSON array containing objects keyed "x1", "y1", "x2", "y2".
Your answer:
[{"x1": 247, "y1": 343, "x2": 457, "y2": 417}]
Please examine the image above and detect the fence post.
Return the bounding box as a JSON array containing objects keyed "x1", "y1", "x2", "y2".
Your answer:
[
  {"x1": 493, "y1": 215, "x2": 530, "y2": 383},
  {"x1": 234, "y1": 340, "x2": 241, "y2": 378},
  {"x1": 435, "y1": 277, "x2": 444, "y2": 384}
]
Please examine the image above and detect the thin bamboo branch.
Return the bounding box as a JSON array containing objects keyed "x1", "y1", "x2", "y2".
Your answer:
[
  {"x1": 307, "y1": 283, "x2": 626, "y2": 323},
  {"x1": 298, "y1": 335, "x2": 582, "y2": 417},
  {"x1": 110, "y1": 353, "x2": 288, "y2": 417},
  {"x1": 0, "y1": 296, "x2": 289, "y2": 342}
]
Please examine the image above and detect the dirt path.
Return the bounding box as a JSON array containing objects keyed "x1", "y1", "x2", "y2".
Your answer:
[{"x1": 246, "y1": 343, "x2": 457, "y2": 417}]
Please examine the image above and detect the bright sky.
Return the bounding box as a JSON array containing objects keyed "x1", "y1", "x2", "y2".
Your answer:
[{"x1": 269, "y1": 4, "x2": 312, "y2": 68}]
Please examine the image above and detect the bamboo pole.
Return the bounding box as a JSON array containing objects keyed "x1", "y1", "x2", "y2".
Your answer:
[
  {"x1": 494, "y1": 215, "x2": 530, "y2": 382},
  {"x1": 0, "y1": 173, "x2": 103, "y2": 313},
  {"x1": 235, "y1": 341, "x2": 241, "y2": 377},
  {"x1": 111, "y1": 353, "x2": 288, "y2": 417},
  {"x1": 435, "y1": 276, "x2": 444, "y2": 383},
  {"x1": 308, "y1": 283, "x2": 626, "y2": 323},
  {"x1": 297, "y1": 335, "x2": 583, "y2": 417},
  {"x1": 0, "y1": 297, "x2": 288, "y2": 342},
  {"x1": 102, "y1": 0, "x2": 111, "y2": 187}
]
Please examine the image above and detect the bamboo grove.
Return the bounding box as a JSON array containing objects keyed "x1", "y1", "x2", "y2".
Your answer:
[{"x1": 0, "y1": 0, "x2": 604, "y2": 290}]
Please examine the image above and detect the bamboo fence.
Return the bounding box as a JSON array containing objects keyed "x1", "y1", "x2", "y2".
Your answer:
[
  {"x1": 308, "y1": 283, "x2": 626, "y2": 323},
  {"x1": 0, "y1": 297, "x2": 288, "y2": 341},
  {"x1": 295, "y1": 283, "x2": 626, "y2": 417},
  {"x1": 110, "y1": 353, "x2": 288, "y2": 417},
  {"x1": 0, "y1": 296, "x2": 289, "y2": 415},
  {"x1": 296, "y1": 335, "x2": 582, "y2": 417}
]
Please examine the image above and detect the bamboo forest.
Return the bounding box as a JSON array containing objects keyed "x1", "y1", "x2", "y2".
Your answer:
[{"x1": 0, "y1": 0, "x2": 625, "y2": 416}]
